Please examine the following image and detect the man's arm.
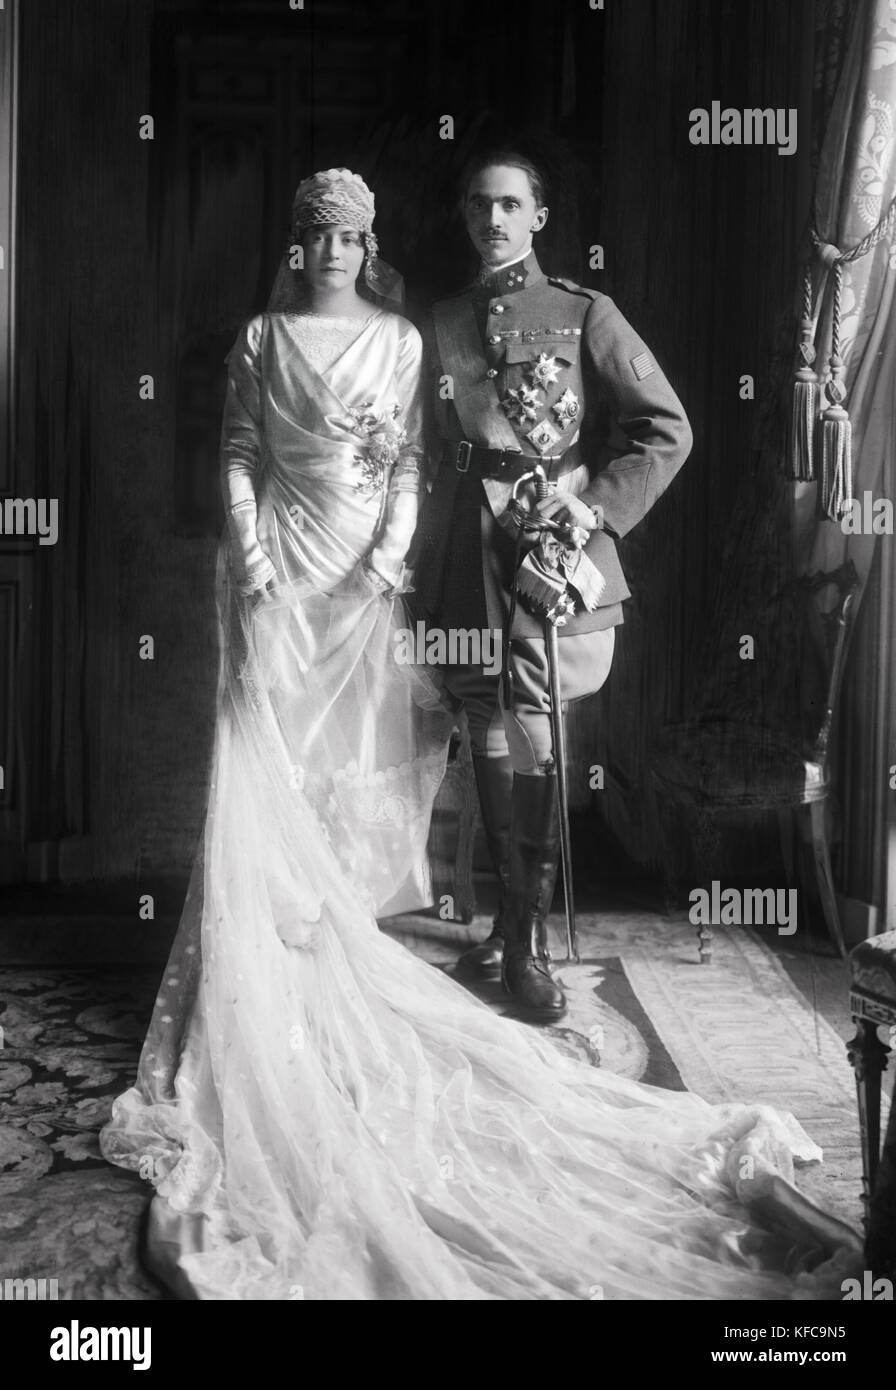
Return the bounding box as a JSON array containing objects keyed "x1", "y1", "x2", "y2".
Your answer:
[
  {"x1": 576, "y1": 294, "x2": 693, "y2": 539},
  {"x1": 220, "y1": 314, "x2": 278, "y2": 595}
]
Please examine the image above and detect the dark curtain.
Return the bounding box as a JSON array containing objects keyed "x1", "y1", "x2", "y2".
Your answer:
[{"x1": 12, "y1": 0, "x2": 824, "y2": 891}]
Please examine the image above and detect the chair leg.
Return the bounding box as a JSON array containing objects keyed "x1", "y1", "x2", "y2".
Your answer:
[
  {"x1": 867, "y1": 1064, "x2": 896, "y2": 1276},
  {"x1": 846, "y1": 1017, "x2": 890, "y2": 1235},
  {"x1": 696, "y1": 918, "x2": 714, "y2": 965},
  {"x1": 808, "y1": 798, "x2": 847, "y2": 958}
]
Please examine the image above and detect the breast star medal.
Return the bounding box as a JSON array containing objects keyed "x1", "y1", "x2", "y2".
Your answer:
[
  {"x1": 526, "y1": 418, "x2": 562, "y2": 454},
  {"x1": 529, "y1": 353, "x2": 561, "y2": 389},
  {"x1": 501, "y1": 384, "x2": 542, "y2": 424},
  {"x1": 552, "y1": 387, "x2": 580, "y2": 430}
]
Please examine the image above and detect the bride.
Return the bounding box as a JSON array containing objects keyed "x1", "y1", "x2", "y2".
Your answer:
[{"x1": 101, "y1": 167, "x2": 861, "y2": 1300}]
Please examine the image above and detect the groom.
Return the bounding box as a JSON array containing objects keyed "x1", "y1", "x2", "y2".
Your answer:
[{"x1": 414, "y1": 150, "x2": 692, "y2": 1021}]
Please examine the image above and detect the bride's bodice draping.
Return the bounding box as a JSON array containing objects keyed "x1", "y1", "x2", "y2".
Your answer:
[
  {"x1": 221, "y1": 310, "x2": 424, "y2": 593},
  {"x1": 98, "y1": 305, "x2": 862, "y2": 1303}
]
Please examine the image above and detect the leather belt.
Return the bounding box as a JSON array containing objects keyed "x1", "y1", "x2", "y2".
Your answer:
[{"x1": 448, "y1": 439, "x2": 572, "y2": 481}]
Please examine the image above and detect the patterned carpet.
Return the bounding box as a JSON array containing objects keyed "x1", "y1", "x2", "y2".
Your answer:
[
  {"x1": 0, "y1": 910, "x2": 866, "y2": 1300},
  {"x1": 393, "y1": 909, "x2": 867, "y2": 1229},
  {"x1": 0, "y1": 968, "x2": 168, "y2": 1299}
]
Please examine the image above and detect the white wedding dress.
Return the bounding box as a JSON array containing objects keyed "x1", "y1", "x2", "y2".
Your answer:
[{"x1": 100, "y1": 308, "x2": 861, "y2": 1300}]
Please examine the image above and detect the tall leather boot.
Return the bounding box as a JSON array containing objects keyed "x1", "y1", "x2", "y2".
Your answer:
[
  {"x1": 501, "y1": 772, "x2": 567, "y2": 1021},
  {"x1": 455, "y1": 753, "x2": 513, "y2": 977}
]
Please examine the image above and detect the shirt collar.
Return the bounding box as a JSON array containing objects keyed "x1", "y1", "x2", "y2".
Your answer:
[{"x1": 472, "y1": 249, "x2": 543, "y2": 297}]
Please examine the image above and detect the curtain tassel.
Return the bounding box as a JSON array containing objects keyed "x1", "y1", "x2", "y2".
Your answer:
[
  {"x1": 790, "y1": 262, "x2": 818, "y2": 481},
  {"x1": 820, "y1": 262, "x2": 854, "y2": 521},
  {"x1": 821, "y1": 398, "x2": 852, "y2": 521}
]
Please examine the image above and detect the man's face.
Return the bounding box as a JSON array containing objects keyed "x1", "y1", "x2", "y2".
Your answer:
[
  {"x1": 302, "y1": 224, "x2": 366, "y2": 292},
  {"x1": 464, "y1": 165, "x2": 547, "y2": 266}
]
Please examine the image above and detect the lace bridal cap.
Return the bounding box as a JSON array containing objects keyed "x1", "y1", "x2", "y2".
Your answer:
[{"x1": 266, "y1": 166, "x2": 404, "y2": 313}]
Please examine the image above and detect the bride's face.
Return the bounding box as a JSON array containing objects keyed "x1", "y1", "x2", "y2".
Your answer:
[{"x1": 302, "y1": 224, "x2": 366, "y2": 293}]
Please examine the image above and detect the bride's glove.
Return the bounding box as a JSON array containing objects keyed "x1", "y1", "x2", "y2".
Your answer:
[
  {"x1": 250, "y1": 576, "x2": 278, "y2": 609},
  {"x1": 227, "y1": 498, "x2": 278, "y2": 596},
  {"x1": 360, "y1": 558, "x2": 414, "y2": 598},
  {"x1": 363, "y1": 452, "x2": 422, "y2": 596},
  {"x1": 219, "y1": 316, "x2": 278, "y2": 597}
]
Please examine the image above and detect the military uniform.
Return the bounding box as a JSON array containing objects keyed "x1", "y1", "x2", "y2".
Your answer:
[{"x1": 413, "y1": 248, "x2": 692, "y2": 1018}]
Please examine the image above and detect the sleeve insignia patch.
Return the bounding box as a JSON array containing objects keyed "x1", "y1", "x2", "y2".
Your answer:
[{"x1": 631, "y1": 352, "x2": 655, "y2": 381}]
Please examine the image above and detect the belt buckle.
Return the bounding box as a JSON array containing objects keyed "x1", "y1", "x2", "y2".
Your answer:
[{"x1": 455, "y1": 440, "x2": 472, "y2": 474}]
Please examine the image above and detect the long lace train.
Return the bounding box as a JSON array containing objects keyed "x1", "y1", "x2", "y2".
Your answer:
[{"x1": 100, "y1": 553, "x2": 862, "y2": 1301}]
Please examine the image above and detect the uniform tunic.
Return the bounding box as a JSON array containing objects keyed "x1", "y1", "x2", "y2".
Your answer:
[{"x1": 416, "y1": 250, "x2": 693, "y2": 650}]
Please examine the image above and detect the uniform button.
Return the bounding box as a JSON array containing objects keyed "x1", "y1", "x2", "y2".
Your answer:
[
  {"x1": 492, "y1": 304, "x2": 505, "y2": 314},
  {"x1": 488, "y1": 335, "x2": 501, "y2": 345},
  {"x1": 486, "y1": 369, "x2": 498, "y2": 378}
]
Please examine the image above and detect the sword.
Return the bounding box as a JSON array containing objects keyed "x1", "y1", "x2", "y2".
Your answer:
[{"x1": 508, "y1": 465, "x2": 581, "y2": 963}]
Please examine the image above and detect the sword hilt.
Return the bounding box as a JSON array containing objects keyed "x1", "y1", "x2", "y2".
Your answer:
[
  {"x1": 509, "y1": 464, "x2": 586, "y2": 547},
  {"x1": 510, "y1": 466, "x2": 549, "y2": 531}
]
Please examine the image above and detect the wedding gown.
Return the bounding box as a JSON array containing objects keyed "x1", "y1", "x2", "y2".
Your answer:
[{"x1": 100, "y1": 307, "x2": 861, "y2": 1301}]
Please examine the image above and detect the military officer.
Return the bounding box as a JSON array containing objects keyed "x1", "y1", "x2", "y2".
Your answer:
[{"x1": 413, "y1": 151, "x2": 692, "y2": 1021}]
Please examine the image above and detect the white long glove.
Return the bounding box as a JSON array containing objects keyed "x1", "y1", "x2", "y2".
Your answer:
[
  {"x1": 226, "y1": 497, "x2": 277, "y2": 596},
  {"x1": 365, "y1": 452, "x2": 422, "y2": 592},
  {"x1": 220, "y1": 316, "x2": 278, "y2": 596}
]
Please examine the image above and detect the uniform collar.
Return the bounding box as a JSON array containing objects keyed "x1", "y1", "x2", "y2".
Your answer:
[{"x1": 471, "y1": 249, "x2": 543, "y2": 297}]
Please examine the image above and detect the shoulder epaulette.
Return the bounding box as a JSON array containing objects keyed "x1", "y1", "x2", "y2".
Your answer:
[{"x1": 546, "y1": 276, "x2": 599, "y2": 301}]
